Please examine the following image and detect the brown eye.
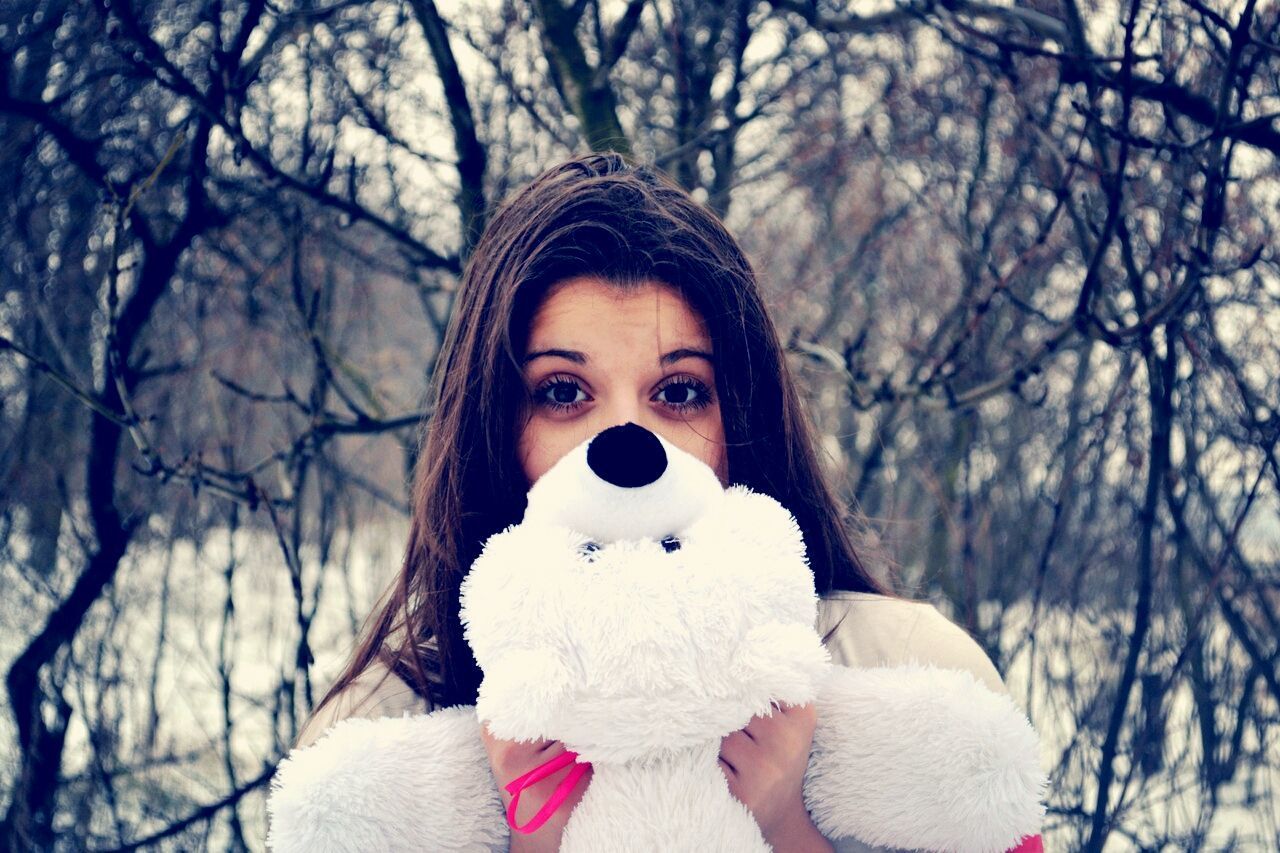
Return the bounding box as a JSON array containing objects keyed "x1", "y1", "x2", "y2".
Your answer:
[
  {"x1": 654, "y1": 376, "x2": 713, "y2": 412},
  {"x1": 661, "y1": 384, "x2": 694, "y2": 404},
  {"x1": 532, "y1": 375, "x2": 589, "y2": 412}
]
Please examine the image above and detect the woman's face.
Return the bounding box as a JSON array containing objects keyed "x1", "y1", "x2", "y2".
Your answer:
[{"x1": 517, "y1": 276, "x2": 728, "y2": 488}]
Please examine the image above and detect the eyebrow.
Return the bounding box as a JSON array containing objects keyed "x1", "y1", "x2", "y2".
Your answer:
[{"x1": 522, "y1": 347, "x2": 715, "y2": 367}]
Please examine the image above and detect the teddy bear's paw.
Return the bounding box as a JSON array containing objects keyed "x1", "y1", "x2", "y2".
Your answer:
[
  {"x1": 266, "y1": 706, "x2": 506, "y2": 852},
  {"x1": 805, "y1": 664, "x2": 1046, "y2": 853},
  {"x1": 729, "y1": 621, "x2": 831, "y2": 711},
  {"x1": 475, "y1": 647, "x2": 573, "y2": 740}
]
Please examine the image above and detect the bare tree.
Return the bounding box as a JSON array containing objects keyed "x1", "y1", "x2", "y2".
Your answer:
[{"x1": 0, "y1": 0, "x2": 1275, "y2": 848}]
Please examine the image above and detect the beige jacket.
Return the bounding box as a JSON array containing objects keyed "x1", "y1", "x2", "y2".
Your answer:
[{"x1": 296, "y1": 592, "x2": 1006, "y2": 749}]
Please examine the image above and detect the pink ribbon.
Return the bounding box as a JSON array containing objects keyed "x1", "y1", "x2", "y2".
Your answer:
[{"x1": 504, "y1": 749, "x2": 592, "y2": 834}]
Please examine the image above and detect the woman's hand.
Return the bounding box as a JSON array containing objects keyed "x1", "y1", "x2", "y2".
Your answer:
[
  {"x1": 719, "y1": 702, "x2": 834, "y2": 853},
  {"x1": 478, "y1": 723, "x2": 593, "y2": 853}
]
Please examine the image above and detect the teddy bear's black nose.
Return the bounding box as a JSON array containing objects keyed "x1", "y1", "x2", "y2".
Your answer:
[{"x1": 587, "y1": 422, "x2": 667, "y2": 488}]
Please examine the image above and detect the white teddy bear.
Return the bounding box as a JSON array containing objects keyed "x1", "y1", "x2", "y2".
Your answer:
[{"x1": 268, "y1": 423, "x2": 1046, "y2": 853}]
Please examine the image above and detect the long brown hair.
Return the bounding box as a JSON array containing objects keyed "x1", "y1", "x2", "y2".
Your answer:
[{"x1": 309, "y1": 152, "x2": 890, "y2": 722}]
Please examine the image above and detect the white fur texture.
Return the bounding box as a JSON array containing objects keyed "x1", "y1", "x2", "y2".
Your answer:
[
  {"x1": 267, "y1": 426, "x2": 1047, "y2": 851},
  {"x1": 807, "y1": 664, "x2": 1048, "y2": 853},
  {"x1": 519, "y1": 427, "x2": 726, "y2": 543},
  {"x1": 457, "y1": 430, "x2": 830, "y2": 850},
  {"x1": 459, "y1": 482, "x2": 829, "y2": 764},
  {"x1": 559, "y1": 741, "x2": 769, "y2": 852},
  {"x1": 266, "y1": 706, "x2": 506, "y2": 853},
  {"x1": 266, "y1": 664, "x2": 1046, "y2": 852}
]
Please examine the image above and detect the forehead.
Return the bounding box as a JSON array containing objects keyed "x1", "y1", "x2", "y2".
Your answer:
[{"x1": 525, "y1": 276, "x2": 711, "y2": 347}]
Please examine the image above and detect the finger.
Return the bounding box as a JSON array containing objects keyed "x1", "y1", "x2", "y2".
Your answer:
[
  {"x1": 510, "y1": 762, "x2": 579, "y2": 825},
  {"x1": 720, "y1": 732, "x2": 752, "y2": 767},
  {"x1": 764, "y1": 701, "x2": 791, "y2": 721},
  {"x1": 780, "y1": 703, "x2": 818, "y2": 736},
  {"x1": 509, "y1": 747, "x2": 580, "y2": 806},
  {"x1": 764, "y1": 701, "x2": 814, "y2": 727},
  {"x1": 722, "y1": 729, "x2": 755, "y2": 755},
  {"x1": 507, "y1": 736, "x2": 554, "y2": 760},
  {"x1": 481, "y1": 721, "x2": 551, "y2": 751},
  {"x1": 491, "y1": 736, "x2": 561, "y2": 782},
  {"x1": 718, "y1": 755, "x2": 737, "y2": 777},
  {"x1": 744, "y1": 711, "x2": 778, "y2": 739}
]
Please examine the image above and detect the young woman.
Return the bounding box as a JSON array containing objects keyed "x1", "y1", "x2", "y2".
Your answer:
[{"x1": 294, "y1": 153, "x2": 1010, "y2": 851}]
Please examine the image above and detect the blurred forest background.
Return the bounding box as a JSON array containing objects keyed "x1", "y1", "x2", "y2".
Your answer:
[{"x1": 1, "y1": 0, "x2": 1278, "y2": 849}]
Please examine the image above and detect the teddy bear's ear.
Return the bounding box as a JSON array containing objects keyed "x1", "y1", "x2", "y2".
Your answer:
[
  {"x1": 460, "y1": 523, "x2": 583, "y2": 667},
  {"x1": 710, "y1": 486, "x2": 816, "y2": 622},
  {"x1": 718, "y1": 486, "x2": 807, "y2": 561}
]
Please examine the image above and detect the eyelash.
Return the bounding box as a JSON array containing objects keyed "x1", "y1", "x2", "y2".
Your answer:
[{"x1": 531, "y1": 373, "x2": 715, "y2": 415}]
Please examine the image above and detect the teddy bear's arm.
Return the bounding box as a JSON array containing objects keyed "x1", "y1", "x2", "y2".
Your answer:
[
  {"x1": 474, "y1": 647, "x2": 577, "y2": 742},
  {"x1": 267, "y1": 706, "x2": 508, "y2": 853},
  {"x1": 804, "y1": 665, "x2": 1047, "y2": 853},
  {"x1": 729, "y1": 621, "x2": 832, "y2": 713}
]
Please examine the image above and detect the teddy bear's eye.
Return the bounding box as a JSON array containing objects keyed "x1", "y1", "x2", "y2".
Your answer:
[
  {"x1": 660, "y1": 535, "x2": 681, "y2": 553},
  {"x1": 579, "y1": 541, "x2": 601, "y2": 560}
]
